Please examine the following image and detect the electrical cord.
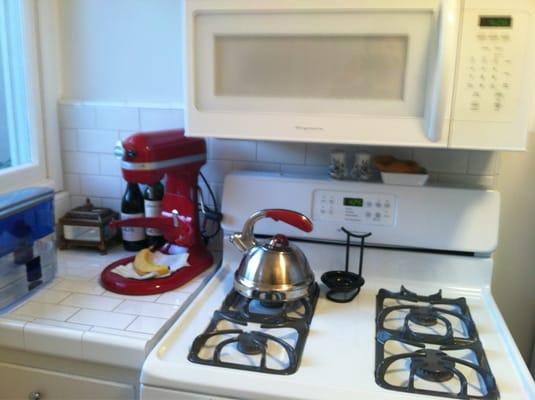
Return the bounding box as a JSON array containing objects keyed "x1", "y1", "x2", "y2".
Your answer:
[{"x1": 198, "y1": 172, "x2": 223, "y2": 243}]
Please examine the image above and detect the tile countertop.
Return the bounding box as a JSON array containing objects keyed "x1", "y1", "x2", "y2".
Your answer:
[{"x1": 0, "y1": 247, "x2": 219, "y2": 369}]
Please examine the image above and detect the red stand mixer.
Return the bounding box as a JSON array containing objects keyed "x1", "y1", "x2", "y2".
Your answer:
[{"x1": 100, "y1": 129, "x2": 214, "y2": 295}]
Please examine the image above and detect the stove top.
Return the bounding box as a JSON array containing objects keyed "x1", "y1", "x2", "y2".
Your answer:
[
  {"x1": 188, "y1": 283, "x2": 319, "y2": 374},
  {"x1": 375, "y1": 286, "x2": 499, "y2": 399},
  {"x1": 141, "y1": 244, "x2": 534, "y2": 400}
]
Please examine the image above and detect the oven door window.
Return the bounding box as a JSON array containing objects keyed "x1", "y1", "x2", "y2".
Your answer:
[{"x1": 195, "y1": 11, "x2": 433, "y2": 117}]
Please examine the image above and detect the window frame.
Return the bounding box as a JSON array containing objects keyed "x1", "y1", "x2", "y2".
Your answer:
[{"x1": 0, "y1": 0, "x2": 60, "y2": 193}]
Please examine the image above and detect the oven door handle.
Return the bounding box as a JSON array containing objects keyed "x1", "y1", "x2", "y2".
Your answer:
[{"x1": 424, "y1": 0, "x2": 460, "y2": 142}]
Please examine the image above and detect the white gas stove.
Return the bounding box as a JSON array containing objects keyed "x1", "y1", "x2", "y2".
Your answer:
[{"x1": 140, "y1": 172, "x2": 535, "y2": 400}]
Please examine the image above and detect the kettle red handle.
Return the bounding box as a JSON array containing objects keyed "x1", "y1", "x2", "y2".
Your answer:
[{"x1": 264, "y1": 209, "x2": 313, "y2": 233}]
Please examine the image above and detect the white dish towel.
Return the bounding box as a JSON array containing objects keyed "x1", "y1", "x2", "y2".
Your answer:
[{"x1": 110, "y1": 251, "x2": 190, "y2": 280}]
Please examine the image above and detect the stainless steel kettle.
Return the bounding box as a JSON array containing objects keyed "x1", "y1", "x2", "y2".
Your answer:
[{"x1": 230, "y1": 209, "x2": 314, "y2": 302}]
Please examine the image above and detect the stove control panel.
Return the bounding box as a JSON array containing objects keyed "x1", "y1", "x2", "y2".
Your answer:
[{"x1": 312, "y1": 190, "x2": 396, "y2": 226}]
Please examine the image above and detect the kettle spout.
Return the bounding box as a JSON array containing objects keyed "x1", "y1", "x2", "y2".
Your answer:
[{"x1": 229, "y1": 233, "x2": 254, "y2": 252}]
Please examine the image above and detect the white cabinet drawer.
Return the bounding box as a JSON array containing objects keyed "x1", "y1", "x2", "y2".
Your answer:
[
  {"x1": 0, "y1": 362, "x2": 134, "y2": 399},
  {"x1": 141, "y1": 385, "x2": 232, "y2": 400}
]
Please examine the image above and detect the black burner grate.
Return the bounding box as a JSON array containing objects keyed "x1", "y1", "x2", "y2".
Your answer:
[
  {"x1": 188, "y1": 283, "x2": 319, "y2": 375},
  {"x1": 375, "y1": 286, "x2": 499, "y2": 399}
]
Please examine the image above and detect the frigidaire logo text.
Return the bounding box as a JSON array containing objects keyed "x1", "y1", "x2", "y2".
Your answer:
[{"x1": 295, "y1": 126, "x2": 324, "y2": 131}]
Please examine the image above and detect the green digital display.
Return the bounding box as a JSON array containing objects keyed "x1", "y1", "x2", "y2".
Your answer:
[
  {"x1": 343, "y1": 198, "x2": 363, "y2": 207},
  {"x1": 479, "y1": 16, "x2": 512, "y2": 28}
]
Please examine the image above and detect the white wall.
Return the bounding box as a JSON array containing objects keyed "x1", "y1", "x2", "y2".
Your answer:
[
  {"x1": 60, "y1": 0, "x2": 183, "y2": 103},
  {"x1": 493, "y1": 134, "x2": 535, "y2": 364}
]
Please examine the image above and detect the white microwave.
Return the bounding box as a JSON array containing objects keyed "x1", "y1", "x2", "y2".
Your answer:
[{"x1": 184, "y1": 0, "x2": 535, "y2": 150}]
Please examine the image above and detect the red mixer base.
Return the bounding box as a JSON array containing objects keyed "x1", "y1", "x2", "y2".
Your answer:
[{"x1": 100, "y1": 250, "x2": 213, "y2": 295}]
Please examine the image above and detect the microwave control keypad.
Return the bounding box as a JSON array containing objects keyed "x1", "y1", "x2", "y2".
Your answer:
[
  {"x1": 468, "y1": 30, "x2": 512, "y2": 113},
  {"x1": 456, "y1": 11, "x2": 527, "y2": 122},
  {"x1": 312, "y1": 190, "x2": 396, "y2": 227}
]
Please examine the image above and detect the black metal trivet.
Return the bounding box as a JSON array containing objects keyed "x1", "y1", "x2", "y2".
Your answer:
[
  {"x1": 188, "y1": 283, "x2": 319, "y2": 375},
  {"x1": 321, "y1": 227, "x2": 371, "y2": 303},
  {"x1": 375, "y1": 286, "x2": 499, "y2": 399}
]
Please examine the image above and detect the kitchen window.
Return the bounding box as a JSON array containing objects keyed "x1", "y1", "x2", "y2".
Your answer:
[{"x1": 0, "y1": 0, "x2": 50, "y2": 191}]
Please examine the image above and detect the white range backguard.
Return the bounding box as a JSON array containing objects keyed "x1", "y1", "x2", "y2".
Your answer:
[{"x1": 140, "y1": 172, "x2": 535, "y2": 400}]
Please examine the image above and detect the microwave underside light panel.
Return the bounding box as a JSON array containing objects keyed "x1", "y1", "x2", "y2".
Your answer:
[{"x1": 184, "y1": 0, "x2": 535, "y2": 151}]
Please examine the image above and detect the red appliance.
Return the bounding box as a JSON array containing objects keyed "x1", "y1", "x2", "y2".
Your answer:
[{"x1": 100, "y1": 129, "x2": 213, "y2": 295}]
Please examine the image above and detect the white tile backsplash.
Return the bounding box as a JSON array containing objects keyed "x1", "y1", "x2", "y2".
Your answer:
[
  {"x1": 60, "y1": 104, "x2": 96, "y2": 129},
  {"x1": 210, "y1": 139, "x2": 257, "y2": 161},
  {"x1": 467, "y1": 151, "x2": 499, "y2": 175},
  {"x1": 139, "y1": 108, "x2": 184, "y2": 130},
  {"x1": 413, "y1": 149, "x2": 469, "y2": 174},
  {"x1": 231, "y1": 160, "x2": 281, "y2": 173},
  {"x1": 77, "y1": 129, "x2": 119, "y2": 153},
  {"x1": 200, "y1": 160, "x2": 233, "y2": 184},
  {"x1": 63, "y1": 151, "x2": 100, "y2": 175},
  {"x1": 99, "y1": 154, "x2": 121, "y2": 176},
  {"x1": 80, "y1": 175, "x2": 122, "y2": 198},
  {"x1": 61, "y1": 129, "x2": 78, "y2": 151},
  {"x1": 59, "y1": 103, "x2": 501, "y2": 218},
  {"x1": 95, "y1": 106, "x2": 140, "y2": 130},
  {"x1": 64, "y1": 174, "x2": 81, "y2": 195},
  {"x1": 257, "y1": 141, "x2": 306, "y2": 164}
]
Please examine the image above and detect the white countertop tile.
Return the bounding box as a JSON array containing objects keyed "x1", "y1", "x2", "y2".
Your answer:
[
  {"x1": 82, "y1": 330, "x2": 147, "y2": 368},
  {"x1": 31, "y1": 289, "x2": 71, "y2": 304},
  {"x1": 101, "y1": 290, "x2": 162, "y2": 302},
  {"x1": 13, "y1": 302, "x2": 80, "y2": 321},
  {"x1": 32, "y1": 318, "x2": 92, "y2": 331},
  {"x1": 0, "y1": 318, "x2": 26, "y2": 349},
  {"x1": 114, "y1": 300, "x2": 178, "y2": 319},
  {"x1": 90, "y1": 326, "x2": 152, "y2": 340},
  {"x1": 126, "y1": 316, "x2": 167, "y2": 335},
  {"x1": 0, "y1": 247, "x2": 220, "y2": 369},
  {"x1": 155, "y1": 291, "x2": 192, "y2": 306},
  {"x1": 69, "y1": 309, "x2": 136, "y2": 330},
  {"x1": 25, "y1": 322, "x2": 84, "y2": 359},
  {"x1": 60, "y1": 293, "x2": 123, "y2": 311},
  {"x1": 54, "y1": 279, "x2": 106, "y2": 295}
]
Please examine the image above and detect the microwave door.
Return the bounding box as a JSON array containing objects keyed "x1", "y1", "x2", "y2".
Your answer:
[{"x1": 186, "y1": 0, "x2": 461, "y2": 147}]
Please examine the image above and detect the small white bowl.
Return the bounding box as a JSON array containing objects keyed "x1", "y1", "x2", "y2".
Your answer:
[{"x1": 380, "y1": 171, "x2": 429, "y2": 186}]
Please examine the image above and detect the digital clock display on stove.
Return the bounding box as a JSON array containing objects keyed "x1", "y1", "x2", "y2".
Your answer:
[
  {"x1": 343, "y1": 197, "x2": 363, "y2": 207},
  {"x1": 479, "y1": 16, "x2": 512, "y2": 28}
]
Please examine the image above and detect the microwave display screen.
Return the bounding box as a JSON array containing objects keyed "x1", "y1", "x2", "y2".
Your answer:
[
  {"x1": 344, "y1": 198, "x2": 364, "y2": 207},
  {"x1": 479, "y1": 16, "x2": 512, "y2": 28}
]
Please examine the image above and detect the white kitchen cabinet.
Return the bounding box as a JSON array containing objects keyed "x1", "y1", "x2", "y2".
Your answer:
[
  {"x1": 0, "y1": 362, "x2": 135, "y2": 400},
  {"x1": 141, "y1": 385, "x2": 232, "y2": 400}
]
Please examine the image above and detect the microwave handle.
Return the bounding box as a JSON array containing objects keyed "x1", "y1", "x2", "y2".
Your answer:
[{"x1": 424, "y1": 0, "x2": 460, "y2": 142}]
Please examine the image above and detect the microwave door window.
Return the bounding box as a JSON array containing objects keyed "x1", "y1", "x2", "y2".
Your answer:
[{"x1": 214, "y1": 35, "x2": 408, "y2": 101}]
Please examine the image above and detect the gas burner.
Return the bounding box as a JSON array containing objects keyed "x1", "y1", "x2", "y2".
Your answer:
[
  {"x1": 407, "y1": 306, "x2": 439, "y2": 327},
  {"x1": 219, "y1": 283, "x2": 319, "y2": 326},
  {"x1": 188, "y1": 284, "x2": 319, "y2": 375},
  {"x1": 237, "y1": 332, "x2": 267, "y2": 355},
  {"x1": 375, "y1": 286, "x2": 499, "y2": 399},
  {"x1": 412, "y1": 349, "x2": 455, "y2": 382}
]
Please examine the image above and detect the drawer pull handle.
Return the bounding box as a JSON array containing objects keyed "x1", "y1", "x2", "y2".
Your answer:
[{"x1": 28, "y1": 391, "x2": 42, "y2": 400}]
